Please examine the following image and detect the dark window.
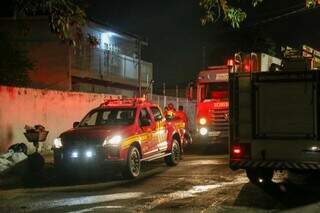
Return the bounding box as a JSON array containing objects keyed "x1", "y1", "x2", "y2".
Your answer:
[
  {"x1": 151, "y1": 106, "x2": 163, "y2": 121},
  {"x1": 139, "y1": 108, "x2": 151, "y2": 127}
]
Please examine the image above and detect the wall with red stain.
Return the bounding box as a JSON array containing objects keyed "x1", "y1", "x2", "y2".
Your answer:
[{"x1": 0, "y1": 85, "x2": 120, "y2": 153}]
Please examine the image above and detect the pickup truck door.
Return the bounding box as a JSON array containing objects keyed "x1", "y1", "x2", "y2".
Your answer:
[
  {"x1": 150, "y1": 106, "x2": 168, "y2": 152},
  {"x1": 139, "y1": 108, "x2": 158, "y2": 156}
]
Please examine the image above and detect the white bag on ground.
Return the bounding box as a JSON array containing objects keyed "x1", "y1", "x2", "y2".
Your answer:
[
  {"x1": 0, "y1": 148, "x2": 28, "y2": 174},
  {"x1": 0, "y1": 157, "x2": 13, "y2": 173},
  {"x1": 11, "y1": 152, "x2": 28, "y2": 164},
  {"x1": 1, "y1": 149, "x2": 14, "y2": 159},
  {"x1": 0, "y1": 165, "x2": 10, "y2": 173}
]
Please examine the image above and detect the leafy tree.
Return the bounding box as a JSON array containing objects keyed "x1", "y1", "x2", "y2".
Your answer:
[
  {"x1": 200, "y1": 0, "x2": 319, "y2": 28},
  {"x1": 199, "y1": 0, "x2": 263, "y2": 28},
  {"x1": 0, "y1": 32, "x2": 33, "y2": 86},
  {"x1": 306, "y1": 0, "x2": 320, "y2": 8},
  {"x1": 238, "y1": 29, "x2": 278, "y2": 56},
  {"x1": 14, "y1": 0, "x2": 96, "y2": 47}
]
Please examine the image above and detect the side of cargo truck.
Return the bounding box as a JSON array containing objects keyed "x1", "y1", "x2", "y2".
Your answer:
[{"x1": 229, "y1": 70, "x2": 320, "y2": 183}]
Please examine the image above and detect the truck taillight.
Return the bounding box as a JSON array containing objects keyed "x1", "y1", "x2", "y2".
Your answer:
[
  {"x1": 231, "y1": 143, "x2": 251, "y2": 159},
  {"x1": 227, "y1": 59, "x2": 234, "y2": 67},
  {"x1": 244, "y1": 64, "x2": 251, "y2": 72},
  {"x1": 231, "y1": 145, "x2": 243, "y2": 157}
]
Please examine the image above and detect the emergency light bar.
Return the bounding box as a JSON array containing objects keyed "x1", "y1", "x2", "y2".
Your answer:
[{"x1": 100, "y1": 98, "x2": 148, "y2": 107}]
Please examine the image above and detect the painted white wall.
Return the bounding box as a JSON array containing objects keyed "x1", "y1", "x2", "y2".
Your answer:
[{"x1": 0, "y1": 86, "x2": 120, "y2": 153}]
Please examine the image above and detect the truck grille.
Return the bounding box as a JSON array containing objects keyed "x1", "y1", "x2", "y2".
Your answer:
[{"x1": 210, "y1": 109, "x2": 229, "y2": 137}]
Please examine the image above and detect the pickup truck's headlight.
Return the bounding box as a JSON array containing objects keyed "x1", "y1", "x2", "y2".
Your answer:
[
  {"x1": 53, "y1": 138, "x2": 63, "y2": 149},
  {"x1": 103, "y1": 135, "x2": 122, "y2": 146}
]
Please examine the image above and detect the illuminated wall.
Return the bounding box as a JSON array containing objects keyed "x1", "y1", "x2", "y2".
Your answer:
[{"x1": 0, "y1": 85, "x2": 120, "y2": 153}]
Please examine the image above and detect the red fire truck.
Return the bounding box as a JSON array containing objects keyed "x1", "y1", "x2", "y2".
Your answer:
[
  {"x1": 195, "y1": 53, "x2": 282, "y2": 143},
  {"x1": 195, "y1": 66, "x2": 230, "y2": 142},
  {"x1": 229, "y1": 47, "x2": 320, "y2": 184}
]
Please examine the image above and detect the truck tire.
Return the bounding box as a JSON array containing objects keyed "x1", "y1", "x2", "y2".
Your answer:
[
  {"x1": 122, "y1": 146, "x2": 141, "y2": 179},
  {"x1": 246, "y1": 168, "x2": 273, "y2": 185},
  {"x1": 165, "y1": 140, "x2": 181, "y2": 166}
]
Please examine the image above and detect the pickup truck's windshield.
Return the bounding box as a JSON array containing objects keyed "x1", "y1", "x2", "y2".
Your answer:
[{"x1": 79, "y1": 108, "x2": 136, "y2": 127}]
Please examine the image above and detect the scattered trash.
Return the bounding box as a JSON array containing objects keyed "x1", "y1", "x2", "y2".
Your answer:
[
  {"x1": 0, "y1": 125, "x2": 49, "y2": 179},
  {"x1": 12, "y1": 152, "x2": 28, "y2": 164},
  {"x1": 8, "y1": 143, "x2": 28, "y2": 155},
  {"x1": 0, "y1": 154, "x2": 13, "y2": 173},
  {"x1": 0, "y1": 148, "x2": 28, "y2": 174}
]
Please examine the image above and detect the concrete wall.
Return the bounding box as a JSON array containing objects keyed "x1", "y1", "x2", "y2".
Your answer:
[
  {"x1": 0, "y1": 85, "x2": 120, "y2": 153},
  {"x1": 72, "y1": 82, "x2": 135, "y2": 97}
]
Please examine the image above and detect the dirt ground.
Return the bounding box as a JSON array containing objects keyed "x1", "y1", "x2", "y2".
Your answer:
[{"x1": 1, "y1": 143, "x2": 320, "y2": 212}]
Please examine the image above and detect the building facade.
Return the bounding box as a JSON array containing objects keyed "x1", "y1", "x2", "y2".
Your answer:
[{"x1": 0, "y1": 17, "x2": 153, "y2": 97}]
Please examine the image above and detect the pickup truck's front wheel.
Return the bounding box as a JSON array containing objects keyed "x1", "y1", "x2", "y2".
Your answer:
[
  {"x1": 165, "y1": 140, "x2": 181, "y2": 166},
  {"x1": 122, "y1": 146, "x2": 141, "y2": 179}
]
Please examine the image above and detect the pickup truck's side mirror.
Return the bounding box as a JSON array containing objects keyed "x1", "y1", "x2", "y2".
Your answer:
[
  {"x1": 140, "y1": 118, "x2": 151, "y2": 127},
  {"x1": 73, "y1": 121, "x2": 80, "y2": 128}
]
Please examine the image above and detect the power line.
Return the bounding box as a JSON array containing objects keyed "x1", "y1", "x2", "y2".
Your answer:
[
  {"x1": 247, "y1": 5, "x2": 319, "y2": 27},
  {"x1": 251, "y1": 3, "x2": 305, "y2": 19}
]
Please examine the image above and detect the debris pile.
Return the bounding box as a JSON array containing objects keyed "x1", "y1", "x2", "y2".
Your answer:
[{"x1": 0, "y1": 145, "x2": 28, "y2": 174}]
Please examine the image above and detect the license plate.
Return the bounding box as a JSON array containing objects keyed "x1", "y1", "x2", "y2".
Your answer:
[{"x1": 208, "y1": 131, "x2": 221, "y2": 137}]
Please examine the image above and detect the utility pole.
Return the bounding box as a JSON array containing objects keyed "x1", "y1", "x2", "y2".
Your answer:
[
  {"x1": 137, "y1": 40, "x2": 142, "y2": 97},
  {"x1": 163, "y1": 82, "x2": 166, "y2": 108},
  {"x1": 176, "y1": 85, "x2": 179, "y2": 109},
  {"x1": 134, "y1": 36, "x2": 148, "y2": 98}
]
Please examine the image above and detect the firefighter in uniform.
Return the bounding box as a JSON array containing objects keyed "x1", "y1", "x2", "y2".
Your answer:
[
  {"x1": 175, "y1": 105, "x2": 192, "y2": 145},
  {"x1": 164, "y1": 103, "x2": 176, "y2": 119},
  {"x1": 175, "y1": 105, "x2": 188, "y2": 129}
]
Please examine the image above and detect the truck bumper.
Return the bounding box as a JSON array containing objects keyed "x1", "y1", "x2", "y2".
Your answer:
[
  {"x1": 54, "y1": 149, "x2": 126, "y2": 173},
  {"x1": 230, "y1": 159, "x2": 320, "y2": 171},
  {"x1": 195, "y1": 134, "x2": 228, "y2": 143}
]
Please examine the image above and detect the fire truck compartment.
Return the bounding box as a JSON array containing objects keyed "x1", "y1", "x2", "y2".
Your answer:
[{"x1": 230, "y1": 71, "x2": 320, "y2": 167}]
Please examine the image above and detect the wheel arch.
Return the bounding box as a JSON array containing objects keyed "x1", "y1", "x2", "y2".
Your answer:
[
  {"x1": 130, "y1": 141, "x2": 142, "y2": 157},
  {"x1": 172, "y1": 132, "x2": 182, "y2": 151}
]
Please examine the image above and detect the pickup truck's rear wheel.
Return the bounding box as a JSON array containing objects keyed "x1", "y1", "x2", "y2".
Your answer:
[
  {"x1": 165, "y1": 140, "x2": 180, "y2": 166},
  {"x1": 122, "y1": 146, "x2": 141, "y2": 179},
  {"x1": 246, "y1": 168, "x2": 273, "y2": 185}
]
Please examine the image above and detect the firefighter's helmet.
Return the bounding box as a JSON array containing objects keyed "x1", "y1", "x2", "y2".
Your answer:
[{"x1": 167, "y1": 103, "x2": 175, "y2": 111}]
